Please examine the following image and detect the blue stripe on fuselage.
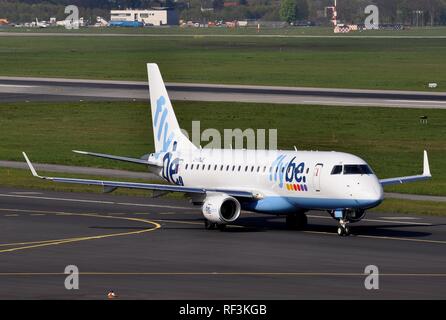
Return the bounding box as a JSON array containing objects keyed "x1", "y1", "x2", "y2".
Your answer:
[{"x1": 242, "y1": 196, "x2": 382, "y2": 214}]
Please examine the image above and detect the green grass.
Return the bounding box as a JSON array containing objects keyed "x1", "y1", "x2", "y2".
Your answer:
[
  {"x1": 371, "y1": 198, "x2": 446, "y2": 216},
  {"x1": 2, "y1": 26, "x2": 446, "y2": 36},
  {"x1": 0, "y1": 35, "x2": 446, "y2": 91},
  {"x1": 0, "y1": 100, "x2": 444, "y2": 196}
]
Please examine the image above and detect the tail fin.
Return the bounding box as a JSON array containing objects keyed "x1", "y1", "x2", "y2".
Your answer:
[{"x1": 147, "y1": 63, "x2": 196, "y2": 153}]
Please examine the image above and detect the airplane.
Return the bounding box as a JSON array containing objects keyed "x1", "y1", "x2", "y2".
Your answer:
[
  {"x1": 35, "y1": 18, "x2": 48, "y2": 28},
  {"x1": 23, "y1": 63, "x2": 432, "y2": 236}
]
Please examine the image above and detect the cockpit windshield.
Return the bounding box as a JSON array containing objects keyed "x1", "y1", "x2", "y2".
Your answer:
[
  {"x1": 343, "y1": 164, "x2": 373, "y2": 175},
  {"x1": 331, "y1": 164, "x2": 373, "y2": 175}
]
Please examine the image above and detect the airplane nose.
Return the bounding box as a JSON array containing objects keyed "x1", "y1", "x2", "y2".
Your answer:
[{"x1": 363, "y1": 181, "x2": 384, "y2": 207}]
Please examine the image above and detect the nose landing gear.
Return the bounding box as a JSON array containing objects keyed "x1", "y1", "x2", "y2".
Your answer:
[
  {"x1": 330, "y1": 209, "x2": 365, "y2": 236},
  {"x1": 337, "y1": 219, "x2": 350, "y2": 236}
]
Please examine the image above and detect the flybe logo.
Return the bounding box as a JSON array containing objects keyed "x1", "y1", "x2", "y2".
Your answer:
[
  {"x1": 154, "y1": 96, "x2": 176, "y2": 154},
  {"x1": 269, "y1": 155, "x2": 308, "y2": 192},
  {"x1": 153, "y1": 96, "x2": 184, "y2": 186},
  {"x1": 162, "y1": 152, "x2": 184, "y2": 186}
]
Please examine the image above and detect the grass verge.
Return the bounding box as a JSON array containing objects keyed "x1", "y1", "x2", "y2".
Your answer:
[{"x1": 0, "y1": 34, "x2": 446, "y2": 91}]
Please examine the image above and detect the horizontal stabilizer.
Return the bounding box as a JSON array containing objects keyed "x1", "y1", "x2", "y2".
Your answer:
[{"x1": 73, "y1": 150, "x2": 152, "y2": 166}]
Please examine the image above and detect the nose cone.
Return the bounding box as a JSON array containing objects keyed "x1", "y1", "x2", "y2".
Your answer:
[{"x1": 360, "y1": 180, "x2": 384, "y2": 208}]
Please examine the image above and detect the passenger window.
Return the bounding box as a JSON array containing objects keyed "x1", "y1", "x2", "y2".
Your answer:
[
  {"x1": 232, "y1": 165, "x2": 235, "y2": 171},
  {"x1": 220, "y1": 165, "x2": 224, "y2": 171},
  {"x1": 238, "y1": 166, "x2": 241, "y2": 171},
  {"x1": 214, "y1": 165, "x2": 217, "y2": 170},
  {"x1": 331, "y1": 165, "x2": 342, "y2": 175},
  {"x1": 185, "y1": 164, "x2": 188, "y2": 170},
  {"x1": 226, "y1": 165, "x2": 229, "y2": 171},
  {"x1": 191, "y1": 164, "x2": 194, "y2": 170},
  {"x1": 208, "y1": 164, "x2": 211, "y2": 170},
  {"x1": 245, "y1": 166, "x2": 248, "y2": 172},
  {"x1": 202, "y1": 164, "x2": 205, "y2": 170}
]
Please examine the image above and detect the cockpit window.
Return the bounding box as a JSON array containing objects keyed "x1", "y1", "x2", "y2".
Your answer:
[
  {"x1": 331, "y1": 165, "x2": 342, "y2": 175},
  {"x1": 343, "y1": 164, "x2": 373, "y2": 175}
]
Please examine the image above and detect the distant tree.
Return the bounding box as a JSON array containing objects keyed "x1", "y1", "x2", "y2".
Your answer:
[
  {"x1": 280, "y1": 0, "x2": 308, "y2": 23},
  {"x1": 280, "y1": 0, "x2": 297, "y2": 23},
  {"x1": 296, "y1": 0, "x2": 308, "y2": 20}
]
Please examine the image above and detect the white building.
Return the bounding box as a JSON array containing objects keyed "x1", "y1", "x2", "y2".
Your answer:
[{"x1": 110, "y1": 8, "x2": 178, "y2": 26}]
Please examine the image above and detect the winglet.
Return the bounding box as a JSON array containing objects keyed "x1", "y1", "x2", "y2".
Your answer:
[
  {"x1": 423, "y1": 150, "x2": 431, "y2": 177},
  {"x1": 22, "y1": 152, "x2": 40, "y2": 178},
  {"x1": 72, "y1": 150, "x2": 88, "y2": 155}
]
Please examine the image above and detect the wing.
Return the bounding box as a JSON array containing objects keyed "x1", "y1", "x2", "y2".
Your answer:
[
  {"x1": 22, "y1": 152, "x2": 256, "y2": 199},
  {"x1": 72, "y1": 150, "x2": 151, "y2": 165},
  {"x1": 379, "y1": 150, "x2": 432, "y2": 186}
]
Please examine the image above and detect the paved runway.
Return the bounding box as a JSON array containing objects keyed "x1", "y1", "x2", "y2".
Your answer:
[
  {"x1": 1, "y1": 77, "x2": 446, "y2": 108},
  {"x1": 0, "y1": 187, "x2": 445, "y2": 299}
]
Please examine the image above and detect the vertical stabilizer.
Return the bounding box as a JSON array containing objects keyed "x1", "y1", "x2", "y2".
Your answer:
[{"x1": 147, "y1": 63, "x2": 196, "y2": 153}]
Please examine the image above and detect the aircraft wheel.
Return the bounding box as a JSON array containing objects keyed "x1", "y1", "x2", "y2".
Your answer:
[
  {"x1": 217, "y1": 224, "x2": 227, "y2": 231},
  {"x1": 337, "y1": 226, "x2": 350, "y2": 236},
  {"x1": 337, "y1": 227, "x2": 344, "y2": 236}
]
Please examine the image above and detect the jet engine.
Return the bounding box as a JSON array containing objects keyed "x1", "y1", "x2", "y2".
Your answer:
[{"x1": 202, "y1": 194, "x2": 241, "y2": 224}]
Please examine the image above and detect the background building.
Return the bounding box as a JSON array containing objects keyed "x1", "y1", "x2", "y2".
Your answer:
[{"x1": 110, "y1": 8, "x2": 178, "y2": 26}]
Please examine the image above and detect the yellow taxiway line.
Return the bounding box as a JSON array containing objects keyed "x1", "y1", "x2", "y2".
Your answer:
[{"x1": 0, "y1": 212, "x2": 160, "y2": 253}]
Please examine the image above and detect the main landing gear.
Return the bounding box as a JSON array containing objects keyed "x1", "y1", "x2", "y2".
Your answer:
[{"x1": 286, "y1": 213, "x2": 308, "y2": 230}]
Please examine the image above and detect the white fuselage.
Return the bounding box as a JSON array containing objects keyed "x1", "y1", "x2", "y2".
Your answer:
[{"x1": 150, "y1": 149, "x2": 384, "y2": 214}]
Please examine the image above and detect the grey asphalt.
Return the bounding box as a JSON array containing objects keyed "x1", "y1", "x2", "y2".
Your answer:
[
  {"x1": 0, "y1": 187, "x2": 445, "y2": 299},
  {"x1": 1, "y1": 77, "x2": 446, "y2": 108},
  {"x1": 1, "y1": 159, "x2": 444, "y2": 202}
]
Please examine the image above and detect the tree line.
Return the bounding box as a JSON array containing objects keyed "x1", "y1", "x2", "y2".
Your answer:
[{"x1": 1, "y1": 0, "x2": 445, "y2": 25}]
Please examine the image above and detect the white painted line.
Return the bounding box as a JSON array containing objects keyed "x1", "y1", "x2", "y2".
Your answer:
[
  {"x1": 0, "y1": 193, "x2": 115, "y2": 205},
  {"x1": 307, "y1": 214, "x2": 432, "y2": 226},
  {"x1": 380, "y1": 216, "x2": 421, "y2": 220},
  {"x1": 0, "y1": 193, "x2": 191, "y2": 210},
  {"x1": 0, "y1": 84, "x2": 35, "y2": 88},
  {"x1": 388, "y1": 100, "x2": 446, "y2": 104},
  {"x1": 10, "y1": 192, "x2": 43, "y2": 195},
  {"x1": 116, "y1": 202, "x2": 190, "y2": 210}
]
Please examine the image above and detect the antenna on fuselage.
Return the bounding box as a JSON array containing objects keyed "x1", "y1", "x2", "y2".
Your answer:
[{"x1": 294, "y1": 146, "x2": 298, "y2": 152}]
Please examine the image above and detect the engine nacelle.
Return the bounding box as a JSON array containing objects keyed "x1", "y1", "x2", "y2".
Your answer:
[{"x1": 202, "y1": 194, "x2": 241, "y2": 224}]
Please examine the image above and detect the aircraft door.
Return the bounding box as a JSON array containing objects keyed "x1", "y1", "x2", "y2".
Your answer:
[{"x1": 313, "y1": 163, "x2": 323, "y2": 192}]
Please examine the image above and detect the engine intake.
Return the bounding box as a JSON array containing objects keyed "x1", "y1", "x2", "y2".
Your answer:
[{"x1": 202, "y1": 194, "x2": 241, "y2": 224}]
